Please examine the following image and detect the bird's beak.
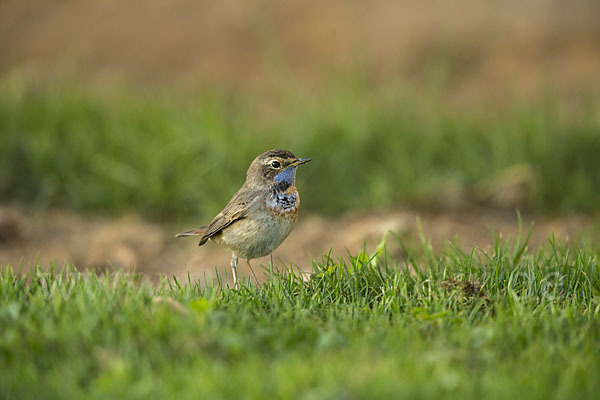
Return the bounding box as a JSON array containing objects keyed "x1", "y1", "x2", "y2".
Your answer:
[{"x1": 289, "y1": 157, "x2": 312, "y2": 167}]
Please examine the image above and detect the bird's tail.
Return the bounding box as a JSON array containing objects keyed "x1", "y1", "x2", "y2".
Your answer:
[{"x1": 175, "y1": 226, "x2": 208, "y2": 238}]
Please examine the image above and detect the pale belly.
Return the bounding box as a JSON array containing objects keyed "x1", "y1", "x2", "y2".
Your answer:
[{"x1": 212, "y1": 212, "x2": 297, "y2": 260}]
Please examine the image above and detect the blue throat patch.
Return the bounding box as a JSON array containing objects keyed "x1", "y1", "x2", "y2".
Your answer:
[
  {"x1": 274, "y1": 167, "x2": 296, "y2": 184},
  {"x1": 273, "y1": 167, "x2": 296, "y2": 192}
]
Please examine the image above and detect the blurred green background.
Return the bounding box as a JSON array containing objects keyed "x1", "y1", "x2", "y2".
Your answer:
[
  {"x1": 0, "y1": 0, "x2": 599, "y2": 228},
  {"x1": 1, "y1": 82, "x2": 600, "y2": 222}
]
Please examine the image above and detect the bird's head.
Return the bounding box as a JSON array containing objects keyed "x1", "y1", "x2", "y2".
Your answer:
[{"x1": 245, "y1": 149, "x2": 311, "y2": 189}]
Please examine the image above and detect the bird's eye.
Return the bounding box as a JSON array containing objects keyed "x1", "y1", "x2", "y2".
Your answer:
[{"x1": 271, "y1": 160, "x2": 281, "y2": 168}]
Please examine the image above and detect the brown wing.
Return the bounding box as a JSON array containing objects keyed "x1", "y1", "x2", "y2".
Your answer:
[{"x1": 198, "y1": 187, "x2": 258, "y2": 246}]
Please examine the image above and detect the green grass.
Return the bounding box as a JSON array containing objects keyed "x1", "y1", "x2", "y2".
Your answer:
[
  {"x1": 1, "y1": 80, "x2": 600, "y2": 220},
  {"x1": 1, "y1": 233, "x2": 599, "y2": 399}
]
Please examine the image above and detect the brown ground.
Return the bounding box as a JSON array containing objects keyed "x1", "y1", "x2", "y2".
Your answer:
[
  {"x1": 1, "y1": 0, "x2": 599, "y2": 105},
  {"x1": 0, "y1": 204, "x2": 595, "y2": 284}
]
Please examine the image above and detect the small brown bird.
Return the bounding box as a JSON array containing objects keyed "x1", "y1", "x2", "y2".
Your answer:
[{"x1": 176, "y1": 149, "x2": 311, "y2": 286}]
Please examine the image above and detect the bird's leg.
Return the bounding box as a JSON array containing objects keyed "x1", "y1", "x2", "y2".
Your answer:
[
  {"x1": 246, "y1": 259, "x2": 259, "y2": 286},
  {"x1": 231, "y1": 255, "x2": 239, "y2": 288}
]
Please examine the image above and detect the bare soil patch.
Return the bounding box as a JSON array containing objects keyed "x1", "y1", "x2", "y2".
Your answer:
[{"x1": 0, "y1": 204, "x2": 594, "y2": 284}]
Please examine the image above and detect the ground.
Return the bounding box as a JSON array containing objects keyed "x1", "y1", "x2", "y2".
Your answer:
[
  {"x1": 1, "y1": 0, "x2": 599, "y2": 106},
  {"x1": 0, "y1": 204, "x2": 594, "y2": 284}
]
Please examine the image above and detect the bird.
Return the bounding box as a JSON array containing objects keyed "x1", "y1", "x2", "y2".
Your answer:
[{"x1": 175, "y1": 149, "x2": 311, "y2": 287}]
